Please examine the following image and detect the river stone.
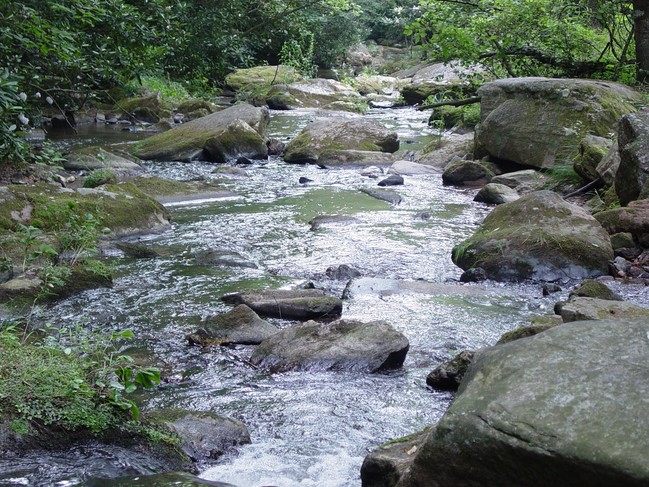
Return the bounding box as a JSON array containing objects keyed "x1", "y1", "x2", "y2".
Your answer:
[
  {"x1": 452, "y1": 191, "x2": 614, "y2": 282},
  {"x1": 318, "y1": 150, "x2": 396, "y2": 167},
  {"x1": 64, "y1": 146, "x2": 142, "y2": 172},
  {"x1": 560, "y1": 296, "x2": 649, "y2": 322},
  {"x1": 221, "y1": 289, "x2": 343, "y2": 321},
  {"x1": 574, "y1": 134, "x2": 613, "y2": 182},
  {"x1": 266, "y1": 79, "x2": 363, "y2": 112},
  {"x1": 284, "y1": 118, "x2": 399, "y2": 164},
  {"x1": 475, "y1": 78, "x2": 643, "y2": 169},
  {"x1": 0, "y1": 273, "x2": 43, "y2": 302},
  {"x1": 309, "y1": 215, "x2": 360, "y2": 230},
  {"x1": 325, "y1": 264, "x2": 362, "y2": 280},
  {"x1": 361, "y1": 429, "x2": 430, "y2": 487},
  {"x1": 224, "y1": 65, "x2": 300, "y2": 92},
  {"x1": 415, "y1": 133, "x2": 474, "y2": 169},
  {"x1": 360, "y1": 188, "x2": 402, "y2": 205},
  {"x1": 495, "y1": 322, "x2": 560, "y2": 345},
  {"x1": 442, "y1": 158, "x2": 495, "y2": 186},
  {"x1": 353, "y1": 75, "x2": 400, "y2": 96},
  {"x1": 426, "y1": 350, "x2": 476, "y2": 391},
  {"x1": 388, "y1": 160, "x2": 440, "y2": 175},
  {"x1": 490, "y1": 169, "x2": 549, "y2": 193},
  {"x1": 594, "y1": 199, "x2": 649, "y2": 247},
  {"x1": 397, "y1": 317, "x2": 649, "y2": 487},
  {"x1": 615, "y1": 109, "x2": 649, "y2": 205},
  {"x1": 249, "y1": 319, "x2": 409, "y2": 373},
  {"x1": 473, "y1": 183, "x2": 520, "y2": 205},
  {"x1": 568, "y1": 279, "x2": 623, "y2": 301},
  {"x1": 400, "y1": 62, "x2": 482, "y2": 105},
  {"x1": 187, "y1": 305, "x2": 277, "y2": 346},
  {"x1": 132, "y1": 104, "x2": 269, "y2": 162},
  {"x1": 85, "y1": 472, "x2": 237, "y2": 487},
  {"x1": 203, "y1": 119, "x2": 268, "y2": 163},
  {"x1": 378, "y1": 174, "x2": 404, "y2": 187},
  {"x1": 194, "y1": 249, "x2": 257, "y2": 269},
  {"x1": 149, "y1": 410, "x2": 251, "y2": 461}
]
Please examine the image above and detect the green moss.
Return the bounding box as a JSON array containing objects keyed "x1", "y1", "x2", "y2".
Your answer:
[{"x1": 84, "y1": 169, "x2": 117, "y2": 188}]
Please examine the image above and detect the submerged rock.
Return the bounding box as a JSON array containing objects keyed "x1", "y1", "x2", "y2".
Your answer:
[
  {"x1": 360, "y1": 188, "x2": 402, "y2": 205},
  {"x1": 397, "y1": 318, "x2": 649, "y2": 487},
  {"x1": 309, "y1": 215, "x2": 360, "y2": 230},
  {"x1": 193, "y1": 249, "x2": 257, "y2": 269},
  {"x1": 187, "y1": 304, "x2": 277, "y2": 346},
  {"x1": 249, "y1": 319, "x2": 409, "y2": 373},
  {"x1": 452, "y1": 191, "x2": 614, "y2": 282},
  {"x1": 221, "y1": 288, "x2": 343, "y2": 321},
  {"x1": 475, "y1": 77, "x2": 643, "y2": 170},
  {"x1": 284, "y1": 118, "x2": 399, "y2": 164}
]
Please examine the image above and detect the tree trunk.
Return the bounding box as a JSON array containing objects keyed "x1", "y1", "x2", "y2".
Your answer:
[{"x1": 634, "y1": 0, "x2": 649, "y2": 83}]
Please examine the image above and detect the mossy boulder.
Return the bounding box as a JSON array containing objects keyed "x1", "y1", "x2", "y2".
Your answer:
[
  {"x1": 475, "y1": 78, "x2": 643, "y2": 169},
  {"x1": 224, "y1": 65, "x2": 301, "y2": 92},
  {"x1": 265, "y1": 79, "x2": 363, "y2": 112},
  {"x1": 442, "y1": 158, "x2": 495, "y2": 186},
  {"x1": 615, "y1": 109, "x2": 649, "y2": 206},
  {"x1": 415, "y1": 133, "x2": 474, "y2": 169},
  {"x1": 130, "y1": 175, "x2": 233, "y2": 204},
  {"x1": 176, "y1": 98, "x2": 214, "y2": 114},
  {"x1": 560, "y1": 296, "x2": 649, "y2": 322},
  {"x1": 83, "y1": 169, "x2": 117, "y2": 188},
  {"x1": 574, "y1": 134, "x2": 613, "y2": 182},
  {"x1": 353, "y1": 75, "x2": 400, "y2": 96},
  {"x1": 284, "y1": 118, "x2": 399, "y2": 164},
  {"x1": 490, "y1": 169, "x2": 549, "y2": 193},
  {"x1": 426, "y1": 350, "x2": 476, "y2": 391},
  {"x1": 568, "y1": 279, "x2": 623, "y2": 301},
  {"x1": 473, "y1": 183, "x2": 520, "y2": 205},
  {"x1": 114, "y1": 92, "x2": 162, "y2": 119},
  {"x1": 397, "y1": 318, "x2": 649, "y2": 487},
  {"x1": 249, "y1": 319, "x2": 410, "y2": 373},
  {"x1": 318, "y1": 149, "x2": 396, "y2": 167},
  {"x1": 452, "y1": 191, "x2": 614, "y2": 282},
  {"x1": 132, "y1": 103, "x2": 269, "y2": 162},
  {"x1": 400, "y1": 62, "x2": 481, "y2": 105},
  {"x1": 64, "y1": 146, "x2": 142, "y2": 172},
  {"x1": 594, "y1": 199, "x2": 649, "y2": 247},
  {"x1": 203, "y1": 119, "x2": 268, "y2": 163}
]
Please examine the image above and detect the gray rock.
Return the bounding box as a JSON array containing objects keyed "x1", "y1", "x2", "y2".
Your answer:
[
  {"x1": 309, "y1": 215, "x2": 360, "y2": 230},
  {"x1": 249, "y1": 319, "x2": 409, "y2": 373},
  {"x1": 594, "y1": 199, "x2": 649, "y2": 247},
  {"x1": 194, "y1": 249, "x2": 257, "y2": 269},
  {"x1": 452, "y1": 191, "x2": 614, "y2": 282},
  {"x1": 568, "y1": 279, "x2": 623, "y2": 301},
  {"x1": 415, "y1": 133, "x2": 474, "y2": 170},
  {"x1": 266, "y1": 79, "x2": 362, "y2": 112},
  {"x1": 378, "y1": 175, "x2": 404, "y2": 186},
  {"x1": 0, "y1": 273, "x2": 42, "y2": 302},
  {"x1": 187, "y1": 305, "x2": 277, "y2": 346},
  {"x1": 64, "y1": 146, "x2": 142, "y2": 172},
  {"x1": 574, "y1": 134, "x2": 613, "y2": 182},
  {"x1": 86, "y1": 472, "x2": 237, "y2": 487},
  {"x1": 473, "y1": 183, "x2": 520, "y2": 205},
  {"x1": 388, "y1": 160, "x2": 440, "y2": 175},
  {"x1": 132, "y1": 104, "x2": 269, "y2": 162},
  {"x1": 560, "y1": 296, "x2": 649, "y2": 322},
  {"x1": 150, "y1": 410, "x2": 250, "y2": 461},
  {"x1": 459, "y1": 267, "x2": 487, "y2": 282},
  {"x1": 426, "y1": 350, "x2": 476, "y2": 391},
  {"x1": 475, "y1": 77, "x2": 643, "y2": 170},
  {"x1": 615, "y1": 109, "x2": 649, "y2": 206},
  {"x1": 490, "y1": 169, "x2": 549, "y2": 193},
  {"x1": 203, "y1": 119, "x2": 268, "y2": 163},
  {"x1": 397, "y1": 318, "x2": 649, "y2": 487},
  {"x1": 610, "y1": 232, "x2": 635, "y2": 250},
  {"x1": 325, "y1": 264, "x2": 361, "y2": 281},
  {"x1": 318, "y1": 150, "x2": 396, "y2": 167},
  {"x1": 400, "y1": 62, "x2": 483, "y2": 105},
  {"x1": 596, "y1": 140, "x2": 620, "y2": 185},
  {"x1": 221, "y1": 288, "x2": 343, "y2": 321},
  {"x1": 360, "y1": 188, "x2": 402, "y2": 205},
  {"x1": 442, "y1": 158, "x2": 494, "y2": 186},
  {"x1": 361, "y1": 430, "x2": 430, "y2": 487},
  {"x1": 284, "y1": 118, "x2": 399, "y2": 164}
]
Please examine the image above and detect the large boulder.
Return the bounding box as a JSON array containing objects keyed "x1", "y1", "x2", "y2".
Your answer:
[
  {"x1": 452, "y1": 191, "x2": 614, "y2": 282},
  {"x1": 64, "y1": 146, "x2": 142, "y2": 172},
  {"x1": 594, "y1": 199, "x2": 649, "y2": 247},
  {"x1": 615, "y1": 109, "x2": 649, "y2": 206},
  {"x1": 203, "y1": 119, "x2": 268, "y2": 163},
  {"x1": 559, "y1": 296, "x2": 649, "y2": 322},
  {"x1": 284, "y1": 118, "x2": 399, "y2": 164},
  {"x1": 266, "y1": 79, "x2": 363, "y2": 112},
  {"x1": 442, "y1": 158, "x2": 495, "y2": 186},
  {"x1": 221, "y1": 288, "x2": 343, "y2": 321},
  {"x1": 396, "y1": 318, "x2": 649, "y2": 487},
  {"x1": 475, "y1": 78, "x2": 643, "y2": 169},
  {"x1": 473, "y1": 183, "x2": 520, "y2": 205},
  {"x1": 400, "y1": 62, "x2": 482, "y2": 105},
  {"x1": 249, "y1": 319, "x2": 410, "y2": 373},
  {"x1": 574, "y1": 135, "x2": 613, "y2": 182},
  {"x1": 132, "y1": 104, "x2": 269, "y2": 162},
  {"x1": 224, "y1": 65, "x2": 301, "y2": 93},
  {"x1": 415, "y1": 133, "x2": 474, "y2": 169},
  {"x1": 490, "y1": 169, "x2": 549, "y2": 193},
  {"x1": 318, "y1": 150, "x2": 396, "y2": 168},
  {"x1": 187, "y1": 304, "x2": 278, "y2": 346}
]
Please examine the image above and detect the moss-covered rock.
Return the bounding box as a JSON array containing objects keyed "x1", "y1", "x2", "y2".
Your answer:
[
  {"x1": 203, "y1": 120, "x2": 268, "y2": 163},
  {"x1": 187, "y1": 304, "x2": 278, "y2": 346},
  {"x1": 284, "y1": 118, "x2": 399, "y2": 164},
  {"x1": 574, "y1": 134, "x2": 613, "y2": 182},
  {"x1": 495, "y1": 322, "x2": 559, "y2": 345},
  {"x1": 176, "y1": 98, "x2": 214, "y2": 114},
  {"x1": 473, "y1": 183, "x2": 520, "y2": 205},
  {"x1": 560, "y1": 296, "x2": 649, "y2": 322},
  {"x1": 615, "y1": 109, "x2": 649, "y2": 206},
  {"x1": 594, "y1": 199, "x2": 649, "y2": 246},
  {"x1": 475, "y1": 78, "x2": 644, "y2": 170},
  {"x1": 265, "y1": 79, "x2": 363, "y2": 112},
  {"x1": 83, "y1": 169, "x2": 117, "y2": 188},
  {"x1": 64, "y1": 146, "x2": 142, "y2": 172},
  {"x1": 442, "y1": 158, "x2": 495, "y2": 186},
  {"x1": 568, "y1": 279, "x2": 623, "y2": 301},
  {"x1": 132, "y1": 103, "x2": 269, "y2": 162},
  {"x1": 426, "y1": 350, "x2": 476, "y2": 391},
  {"x1": 224, "y1": 65, "x2": 301, "y2": 92},
  {"x1": 400, "y1": 62, "x2": 482, "y2": 105},
  {"x1": 452, "y1": 191, "x2": 614, "y2": 282}
]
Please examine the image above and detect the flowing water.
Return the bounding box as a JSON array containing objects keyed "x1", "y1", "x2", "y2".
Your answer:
[{"x1": 3, "y1": 107, "x2": 648, "y2": 487}]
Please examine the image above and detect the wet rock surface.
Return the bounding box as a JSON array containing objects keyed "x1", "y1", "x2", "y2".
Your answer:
[{"x1": 187, "y1": 304, "x2": 277, "y2": 346}]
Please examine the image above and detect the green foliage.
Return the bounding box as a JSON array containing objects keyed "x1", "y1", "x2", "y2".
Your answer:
[
  {"x1": 84, "y1": 169, "x2": 117, "y2": 189},
  {"x1": 406, "y1": 0, "x2": 638, "y2": 81},
  {"x1": 280, "y1": 33, "x2": 317, "y2": 78},
  {"x1": 0, "y1": 70, "x2": 27, "y2": 165},
  {"x1": 0, "y1": 323, "x2": 161, "y2": 433}
]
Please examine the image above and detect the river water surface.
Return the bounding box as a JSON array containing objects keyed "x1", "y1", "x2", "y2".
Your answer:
[{"x1": 4, "y1": 107, "x2": 649, "y2": 487}]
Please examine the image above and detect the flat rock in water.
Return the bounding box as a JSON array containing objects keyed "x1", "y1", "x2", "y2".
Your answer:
[
  {"x1": 309, "y1": 215, "x2": 360, "y2": 230},
  {"x1": 360, "y1": 188, "x2": 402, "y2": 205},
  {"x1": 560, "y1": 296, "x2": 649, "y2": 322},
  {"x1": 187, "y1": 304, "x2": 277, "y2": 345},
  {"x1": 194, "y1": 249, "x2": 257, "y2": 269},
  {"x1": 397, "y1": 318, "x2": 649, "y2": 487},
  {"x1": 342, "y1": 277, "x2": 494, "y2": 300},
  {"x1": 249, "y1": 319, "x2": 409, "y2": 373},
  {"x1": 221, "y1": 289, "x2": 343, "y2": 321}
]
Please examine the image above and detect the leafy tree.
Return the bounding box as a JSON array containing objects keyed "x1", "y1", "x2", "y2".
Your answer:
[{"x1": 406, "y1": 0, "x2": 646, "y2": 82}]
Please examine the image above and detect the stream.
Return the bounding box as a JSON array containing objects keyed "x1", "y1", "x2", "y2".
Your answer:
[{"x1": 3, "y1": 106, "x2": 649, "y2": 487}]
